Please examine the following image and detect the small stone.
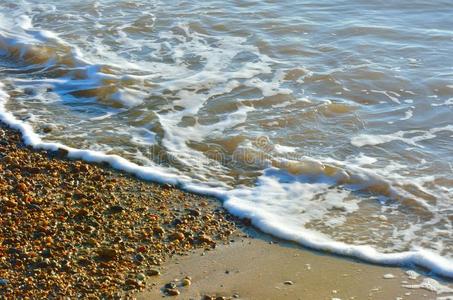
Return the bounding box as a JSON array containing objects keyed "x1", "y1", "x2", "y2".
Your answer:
[
  {"x1": 146, "y1": 269, "x2": 160, "y2": 276},
  {"x1": 165, "y1": 288, "x2": 180, "y2": 296},
  {"x1": 134, "y1": 253, "x2": 145, "y2": 263},
  {"x1": 165, "y1": 282, "x2": 177, "y2": 289},
  {"x1": 198, "y1": 234, "x2": 214, "y2": 244},
  {"x1": 0, "y1": 279, "x2": 8, "y2": 286},
  {"x1": 136, "y1": 273, "x2": 146, "y2": 281},
  {"x1": 171, "y1": 232, "x2": 185, "y2": 241},
  {"x1": 216, "y1": 297, "x2": 227, "y2": 300},
  {"x1": 181, "y1": 278, "x2": 191, "y2": 286},
  {"x1": 109, "y1": 205, "x2": 125, "y2": 213},
  {"x1": 187, "y1": 208, "x2": 201, "y2": 217},
  {"x1": 125, "y1": 278, "x2": 140, "y2": 288},
  {"x1": 137, "y1": 245, "x2": 147, "y2": 253},
  {"x1": 97, "y1": 248, "x2": 117, "y2": 261},
  {"x1": 153, "y1": 226, "x2": 165, "y2": 235},
  {"x1": 284, "y1": 280, "x2": 294, "y2": 285},
  {"x1": 42, "y1": 125, "x2": 53, "y2": 134},
  {"x1": 57, "y1": 147, "x2": 69, "y2": 156},
  {"x1": 17, "y1": 182, "x2": 28, "y2": 193},
  {"x1": 41, "y1": 249, "x2": 52, "y2": 258}
]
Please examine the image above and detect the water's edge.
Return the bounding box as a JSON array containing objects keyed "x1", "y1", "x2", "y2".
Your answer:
[{"x1": 1, "y1": 83, "x2": 452, "y2": 279}]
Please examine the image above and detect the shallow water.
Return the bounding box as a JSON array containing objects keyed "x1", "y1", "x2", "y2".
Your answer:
[{"x1": 1, "y1": 0, "x2": 452, "y2": 276}]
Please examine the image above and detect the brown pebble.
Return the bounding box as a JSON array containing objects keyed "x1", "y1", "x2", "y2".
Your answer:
[
  {"x1": 97, "y1": 248, "x2": 117, "y2": 261},
  {"x1": 17, "y1": 182, "x2": 28, "y2": 193},
  {"x1": 181, "y1": 278, "x2": 191, "y2": 286},
  {"x1": 153, "y1": 226, "x2": 165, "y2": 235},
  {"x1": 171, "y1": 232, "x2": 185, "y2": 241},
  {"x1": 165, "y1": 288, "x2": 180, "y2": 296},
  {"x1": 146, "y1": 269, "x2": 161, "y2": 276}
]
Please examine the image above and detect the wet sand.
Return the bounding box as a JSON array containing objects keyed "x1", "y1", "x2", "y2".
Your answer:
[{"x1": 136, "y1": 232, "x2": 453, "y2": 300}]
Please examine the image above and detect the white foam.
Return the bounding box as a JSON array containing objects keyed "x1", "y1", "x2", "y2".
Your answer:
[
  {"x1": 402, "y1": 278, "x2": 453, "y2": 294},
  {"x1": 274, "y1": 144, "x2": 298, "y2": 154},
  {"x1": 351, "y1": 125, "x2": 453, "y2": 148},
  {"x1": 400, "y1": 108, "x2": 413, "y2": 121},
  {"x1": 406, "y1": 270, "x2": 420, "y2": 280}
]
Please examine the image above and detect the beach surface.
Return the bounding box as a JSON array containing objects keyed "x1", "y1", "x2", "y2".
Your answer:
[{"x1": 135, "y1": 232, "x2": 453, "y2": 300}]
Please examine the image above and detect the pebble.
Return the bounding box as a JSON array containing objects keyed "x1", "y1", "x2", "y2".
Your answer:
[
  {"x1": 134, "y1": 253, "x2": 145, "y2": 263},
  {"x1": 125, "y1": 278, "x2": 140, "y2": 288},
  {"x1": 42, "y1": 125, "x2": 54, "y2": 134},
  {"x1": 165, "y1": 288, "x2": 180, "y2": 296},
  {"x1": 284, "y1": 280, "x2": 294, "y2": 285},
  {"x1": 136, "y1": 273, "x2": 146, "y2": 281},
  {"x1": 165, "y1": 282, "x2": 177, "y2": 289},
  {"x1": 171, "y1": 232, "x2": 185, "y2": 241},
  {"x1": 182, "y1": 278, "x2": 191, "y2": 286},
  {"x1": 97, "y1": 248, "x2": 117, "y2": 261},
  {"x1": 0, "y1": 279, "x2": 8, "y2": 286},
  {"x1": 187, "y1": 208, "x2": 201, "y2": 217},
  {"x1": 109, "y1": 205, "x2": 125, "y2": 213},
  {"x1": 199, "y1": 234, "x2": 214, "y2": 244},
  {"x1": 153, "y1": 226, "x2": 165, "y2": 235},
  {"x1": 146, "y1": 269, "x2": 161, "y2": 276}
]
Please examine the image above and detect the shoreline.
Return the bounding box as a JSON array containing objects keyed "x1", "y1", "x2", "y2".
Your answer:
[
  {"x1": 136, "y1": 230, "x2": 453, "y2": 300},
  {"x1": 1, "y1": 122, "x2": 452, "y2": 299}
]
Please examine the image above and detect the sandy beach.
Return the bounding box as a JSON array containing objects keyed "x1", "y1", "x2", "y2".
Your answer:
[
  {"x1": 1, "y1": 122, "x2": 452, "y2": 299},
  {"x1": 135, "y1": 230, "x2": 453, "y2": 300}
]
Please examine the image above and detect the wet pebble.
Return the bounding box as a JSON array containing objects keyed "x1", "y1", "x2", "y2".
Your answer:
[
  {"x1": 165, "y1": 288, "x2": 180, "y2": 296},
  {"x1": 136, "y1": 273, "x2": 146, "y2": 281},
  {"x1": 146, "y1": 269, "x2": 161, "y2": 276},
  {"x1": 182, "y1": 278, "x2": 191, "y2": 286},
  {"x1": 165, "y1": 282, "x2": 177, "y2": 289}
]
